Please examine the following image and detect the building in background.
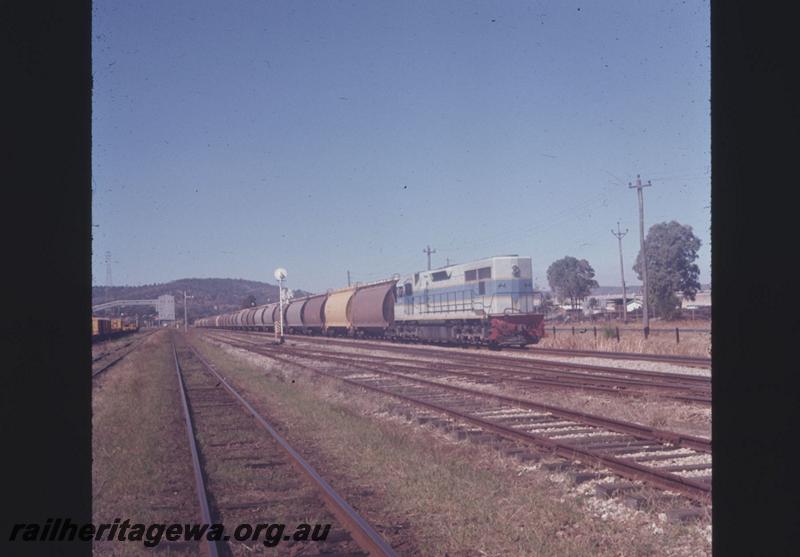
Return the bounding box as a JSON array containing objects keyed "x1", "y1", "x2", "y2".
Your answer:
[
  {"x1": 156, "y1": 294, "x2": 175, "y2": 322},
  {"x1": 682, "y1": 289, "x2": 711, "y2": 309}
]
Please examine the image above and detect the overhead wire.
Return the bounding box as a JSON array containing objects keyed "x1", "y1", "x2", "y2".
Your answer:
[{"x1": 343, "y1": 167, "x2": 708, "y2": 282}]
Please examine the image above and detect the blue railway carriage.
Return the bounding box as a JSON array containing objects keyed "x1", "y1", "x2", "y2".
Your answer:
[{"x1": 389, "y1": 255, "x2": 544, "y2": 347}]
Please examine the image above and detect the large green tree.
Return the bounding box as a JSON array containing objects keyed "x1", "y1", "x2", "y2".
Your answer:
[
  {"x1": 546, "y1": 256, "x2": 599, "y2": 309},
  {"x1": 633, "y1": 221, "x2": 702, "y2": 319}
]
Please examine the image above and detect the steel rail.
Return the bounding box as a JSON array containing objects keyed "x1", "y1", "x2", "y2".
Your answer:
[
  {"x1": 217, "y1": 329, "x2": 711, "y2": 382},
  {"x1": 214, "y1": 327, "x2": 711, "y2": 367},
  {"x1": 92, "y1": 330, "x2": 157, "y2": 378},
  {"x1": 187, "y1": 344, "x2": 399, "y2": 557},
  {"x1": 91, "y1": 352, "x2": 131, "y2": 378},
  {"x1": 172, "y1": 343, "x2": 220, "y2": 557},
  {"x1": 209, "y1": 335, "x2": 711, "y2": 503},
  {"x1": 233, "y1": 339, "x2": 711, "y2": 452},
  {"x1": 219, "y1": 338, "x2": 710, "y2": 404},
  {"x1": 93, "y1": 340, "x2": 135, "y2": 362},
  {"x1": 528, "y1": 346, "x2": 711, "y2": 368},
  {"x1": 211, "y1": 332, "x2": 711, "y2": 405}
]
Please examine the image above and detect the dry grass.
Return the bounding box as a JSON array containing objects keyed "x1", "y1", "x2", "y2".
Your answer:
[
  {"x1": 539, "y1": 321, "x2": 711, "y2": 358},
  {"x1": 91, "y1": 331, "x2": 144, "y2": 360},
  {"x1": 92, "y1": 330, "x2": 198, "y2": 556},
  {"x1": 192, "y1": 333, "x2": 711, "y2": 557}
]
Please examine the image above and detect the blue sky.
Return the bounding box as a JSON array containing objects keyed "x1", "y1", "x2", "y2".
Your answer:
[{"x1": 92, "y1": 0, "x2": 710, "y2": 293}]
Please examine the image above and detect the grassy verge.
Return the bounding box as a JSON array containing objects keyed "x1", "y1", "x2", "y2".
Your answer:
[
  {"x1": 192, "y1": 333, "x2": 711, "y2": 557},
  {"x1": 538, "y1": 320, "x2": 711, "y2": 357},
  {"x1": 537, "y1": 331, "x2": 710, "y2": 357},
  {"x1": 92, "y1": 330, "x2": 198, "y2": 555}
]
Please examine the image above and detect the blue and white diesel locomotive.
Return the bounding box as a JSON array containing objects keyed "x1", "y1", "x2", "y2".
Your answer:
[{"x1": 389, "y1": 255, "x2": 544, "y2": 347}]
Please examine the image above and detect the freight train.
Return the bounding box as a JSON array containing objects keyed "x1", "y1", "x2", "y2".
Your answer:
[
  {"x1": 195, "y1": 255, "x2": 545, "y2": 348},
  {"x1": 92, "y1": 316, "x2": 139, "y2": 342}
]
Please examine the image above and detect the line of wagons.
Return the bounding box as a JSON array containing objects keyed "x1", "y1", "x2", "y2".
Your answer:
[
  {"x1": 197, "y1": 256, "x2": 546, "y2": 347},
  {"x1": 92, "y1": 316, "x2": 139, "y2": 342},
  {"x1": 194, "y1": 279, "x2": 397, "y2": 338},
  {"x1": 195, "y1": 287, "x2": 544, "y2": 348}
]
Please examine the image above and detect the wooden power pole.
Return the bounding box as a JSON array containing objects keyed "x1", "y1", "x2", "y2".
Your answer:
[
  {"x1": 629, "y1": 175, "x2": 652, "y2": 335},
  {"x1": 423, "y1": 245, "x2": 436, "y2": 270},
  {"x1": 611, "y1": 222, "x2": 629, "y2": 323}
]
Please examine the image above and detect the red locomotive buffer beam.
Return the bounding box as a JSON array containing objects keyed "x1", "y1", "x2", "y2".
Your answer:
[{"x1": 489, "y1": 314, "x2": 545, "y2": 347}]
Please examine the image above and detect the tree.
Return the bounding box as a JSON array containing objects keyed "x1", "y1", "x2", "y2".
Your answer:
[
  {"x1": 546, "y1": 257, "x2": 599, "y2": 310},
  {"x1": 241, "y1": 294, "x2": 257, "y2": 309},
  {"x1": 540, "y1": 292, "x2": 556, "y2": 315},
  {"x1": 633, "y1": 221, "x2": 701, "y2": 320}
]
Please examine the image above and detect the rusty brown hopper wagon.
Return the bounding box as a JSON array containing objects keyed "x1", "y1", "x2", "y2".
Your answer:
[
  {"x1": 284, "y1": 298, "x2": 306, "y2": 333},
  {"x1": 301, "y1": 294, "x2": 327, "y2": 334},
  {"x1": 351, "y1": 280, "x2": 397, "y2": 335}
]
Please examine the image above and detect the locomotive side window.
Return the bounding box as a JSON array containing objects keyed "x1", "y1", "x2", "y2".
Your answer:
[
  {"x1": 465, "y1": 269, "x2": 477, "y2": 281},
  {"x1": 431, "y1": 270, "x2": 449, "y2": 282},
  {"x1": 477, "y1": 266, "x2": 492, "y2": 280}
]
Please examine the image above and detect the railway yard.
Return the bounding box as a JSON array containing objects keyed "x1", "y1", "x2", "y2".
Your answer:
[
  {"x1": 93, "y1": 328, "x2": 712, "y2": 556},
  {"x1": 63, "y1": 3, "x2": 731, "y2": 553}
]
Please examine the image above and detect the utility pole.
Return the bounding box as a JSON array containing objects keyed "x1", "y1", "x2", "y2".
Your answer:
[
  {"x1": 629, "y1": 175, "x2": 652, "y2": 334},
  {"x1": 423, "y1": 245, "x2": 436, "y2": 270},
  {"x1": 611, "y1": 222, "x2": 629, "y2": 323},
  {"x1": 347, "y1": 270, "x2": 351, "y2": 287},
  {"x1": 183, "y1": 291, "x2": 194, "y2": 333}
]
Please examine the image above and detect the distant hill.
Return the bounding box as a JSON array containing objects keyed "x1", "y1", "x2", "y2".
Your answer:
[{"x1": 92, "y1": 278, "x2": 313, "y2": 322}]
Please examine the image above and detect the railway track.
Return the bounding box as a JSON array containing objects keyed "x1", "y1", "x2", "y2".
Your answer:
[
  {"x1": 92, "y1": 339, "x2": 135, "y2": 363},
  {"x1": 208, "y1": 328, "x2": 711, "y2": 368},
  {"x1": 215, "y1": 330, "x2": 711, "y2": 405},
  {"x1": 527, "y1": 346, "x2": 711, "y2": 368},
  {"x1": 92, "y1": 330, "x2": 157, "y2": 378},
  {"x1": 204, "y1": 332, "x2": 711, "y2": 505},
  {"x1": 171, "y1": 337, "x2": 399, "y2": 557}
]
